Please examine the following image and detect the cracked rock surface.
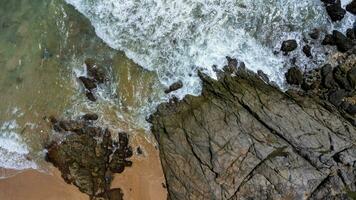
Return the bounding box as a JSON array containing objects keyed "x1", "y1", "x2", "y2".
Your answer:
[{"x1": 150, "y1": 68, "x2": 356, "y2": 200}]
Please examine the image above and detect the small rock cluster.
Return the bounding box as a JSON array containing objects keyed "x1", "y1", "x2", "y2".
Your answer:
[
  {"x1": 285, "y1": 47, "x2": 355, "y2": 124},
  {"x1": 79, "y1": 58, "x2": 107, "y2": 102},
  {"x1": 46, "y1": 115, "x2": 132, "y2": 200}
]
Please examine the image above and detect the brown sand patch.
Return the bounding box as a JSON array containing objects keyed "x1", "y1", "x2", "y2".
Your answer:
[
  {"x1": 111, "y1": 134, "x2": 167, "y2": 200},
  {"x1": 0, "y1": 168, "x2": 88, "y2": 200}
]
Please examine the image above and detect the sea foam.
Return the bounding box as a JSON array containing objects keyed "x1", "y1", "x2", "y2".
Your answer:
[
  {"x1": 0, "y1": 120, "x2": 37, "y2": 171},
  {"x1": 65, "y1": 0, "x2": 353, "y2": 99}
]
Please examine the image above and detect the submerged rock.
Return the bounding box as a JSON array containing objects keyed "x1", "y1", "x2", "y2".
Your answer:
[
  {"x1": 85, "y1": 58, "x2": 106, "y2": 84},
  {"x1": 281, "y1": 39, "x2": 298, "y2": 52},
  {"x1": 46, "y1": 117, "x2": 132, "y2": 199},
  {"x1": 150, "y1": 63, "x2": 356, "y2": 199}
]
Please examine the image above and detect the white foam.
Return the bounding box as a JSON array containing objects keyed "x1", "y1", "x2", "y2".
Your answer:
[
  {"x1": 0, "y1": 120, "x2": 37, "y2": 170},
  {"x1": 65, "y1": 0, "x2": 353, "y2": 99}
]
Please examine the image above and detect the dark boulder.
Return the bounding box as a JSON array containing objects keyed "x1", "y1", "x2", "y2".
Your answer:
[
  {"x1": 83, "y1": 113, "x2": 99, "y2": 121},
  {"x1": 333, "y1": 66, "x2": 352, "y2": 90},
  {"x1": 328, "y1": 89, "x2": 348, "y2": 107},
  {"x1": 79, "y1": 76, "x2": 97, "y2": 90},
  {"x1": 281, "y1": 39, "x2": 298, "y2": 52},
  {"x1": 303, "y1": 45, "x2": 312, "y2": 57},
  {"x1": 322, "y1": 34, "x2": 336, "y2": 46},
  {"x1": 85, "y1": 58, "x2": 106, "y2": 84},
  {"x1": 346, "y1": 28, "x2": 355, "y2": 40},
  {"x1": 346, "y1": 0, "x2": 356, "y2": 14},
  {"x1": 285, "y1": 67, "x2": 303, "y2": 85},
  {"x1": 309, "y1": 28, "x2": 320, "y2": 39},
  {"x1": 321, "y1": 64, "x2": 338, "y2": 89},
  {"x1": 333, "y1": 30, "x2": 353, "y2": 53},
  {"x1": 165, "y1": 81, "x2": 183, "y2": 94},
  {"x1": 320, "y1": 0, "x2": 338, "y2": 4},
  {"x1": 86, "y1": 91, "x2": 97, "y2": 102},
  {"x1": 326, "y1": 3, "x2": 346, "y2": 21}
]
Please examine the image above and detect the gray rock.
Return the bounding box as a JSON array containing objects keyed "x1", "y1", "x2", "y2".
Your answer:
[{"x1": 150, "y1": 69, "x2": 356, "y2": 200}]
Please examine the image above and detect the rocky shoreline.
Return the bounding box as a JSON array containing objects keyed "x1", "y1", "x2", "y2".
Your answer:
[
  {"x1": 149, "y1": 4, "x2": 356, "y2": 198},
  {"x1": 150, "y1": 59, "x2": 355, "y2": 199},
  {"x1": 39, "y1": 1, "x2": 356, "y2": 200}
]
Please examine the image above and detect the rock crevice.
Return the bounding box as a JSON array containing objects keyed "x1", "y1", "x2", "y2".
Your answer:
[{"x1": 150, "y1": 67, "x2": 356, "y2": 200}]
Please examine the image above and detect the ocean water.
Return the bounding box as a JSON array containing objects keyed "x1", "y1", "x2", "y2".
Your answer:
[
  {"x1": 0, "y1": 0, "x2": 162, "y2": 173},
  {"x1": 65, "y1": 0, "x2": 353, "y2": 98},
  {"x1": 0, "y1": 0, "x2": 353, "y2": 172}
]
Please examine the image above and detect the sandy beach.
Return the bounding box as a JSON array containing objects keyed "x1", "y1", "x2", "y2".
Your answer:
[{"x1": 0, "y1": 135, "x2": 167, "y2": 200}]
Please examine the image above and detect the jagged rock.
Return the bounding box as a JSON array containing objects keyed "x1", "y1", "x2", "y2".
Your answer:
[
  {"x1": 285, "y1": 67, "x2": 303, "y2": 85},
  {"x1": 46, "y1": 117, "x2": 132, "y2": 199},
  {"x1": 325, "y1": 2, "x2": 346, "y2": 21},
  {"x1": 303, "y1": 45, "x2": 312, "y2": 57},
  {"x1": 150, "y1": 69, "x2": 356, "y2": 200},
  {"x1": 333, "y1": 30, "x2": 353, "y2": 53},
  {"x1": 281, "y1": 40, "x2": 298, "y2": 52},
  {"x1": 165, "y1": 81, "x2": 183, "y2": 94},
  {"x1": 346, "y1": 0, "x2": 356, "y2": 14}
]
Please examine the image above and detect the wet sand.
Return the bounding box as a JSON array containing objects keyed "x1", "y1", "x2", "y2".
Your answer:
[
  {"x1": 111, "y1": 134, "x2": 167, "y2": 200},
  {"x1": 0, "y1": 168, "x2": 88, "y2": 200},
  {"x1": 0, "y1": 134, "x2": 167, "y2": 200}
]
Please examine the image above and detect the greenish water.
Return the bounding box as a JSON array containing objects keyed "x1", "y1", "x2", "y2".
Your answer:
[{"x1": 0, "y1": 0, "x2": 163, "y2": 171}]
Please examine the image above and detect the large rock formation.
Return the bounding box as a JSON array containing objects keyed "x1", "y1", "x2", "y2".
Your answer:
[
  {"x1": 150, "y1": 66, "x2": 356, "y2": 199},
  {"x1": 46, "y1": 116, "x2": 132, "y2": 200}
]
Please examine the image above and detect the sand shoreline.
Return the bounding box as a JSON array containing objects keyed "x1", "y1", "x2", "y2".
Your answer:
[{"x1": 0, "y1": 135, "x2": 167, "y2": 200}]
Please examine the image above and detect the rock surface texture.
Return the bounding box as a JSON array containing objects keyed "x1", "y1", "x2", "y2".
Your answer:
[
  {"x1": 150, "y1": 65, "x2": 356, "y2": 199},
  {"x1": 46, "y1": 116, "x2": 132, "y2": 200}
]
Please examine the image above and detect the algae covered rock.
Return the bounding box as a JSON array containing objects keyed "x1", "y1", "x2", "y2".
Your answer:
[{"x1": 46, "y1": 116, "x2": 132, "y2": 200}]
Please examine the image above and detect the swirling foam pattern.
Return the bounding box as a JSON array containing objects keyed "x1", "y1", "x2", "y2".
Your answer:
[{"x1": 65, "y1": 0, "x2": 351, "y2": 97}]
